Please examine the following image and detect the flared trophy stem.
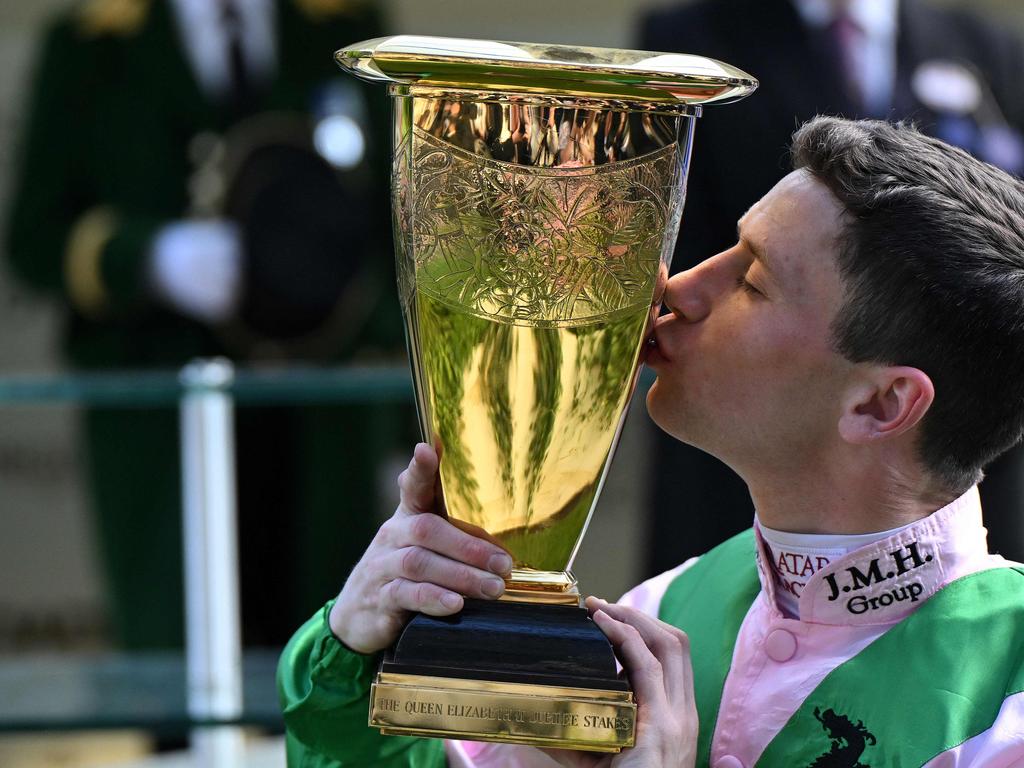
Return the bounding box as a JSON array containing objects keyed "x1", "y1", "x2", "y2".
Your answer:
[{"x1": 503, "y1": 568, "x2": 580, "y2": 605}]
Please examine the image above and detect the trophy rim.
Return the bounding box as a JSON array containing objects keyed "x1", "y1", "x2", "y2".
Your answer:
[
  {"x1": 389, "y1": 84, "x2": 704, "y2": 117},
  {"x1": 335, "y1": 35, "x2": 758, "y2": 107}
]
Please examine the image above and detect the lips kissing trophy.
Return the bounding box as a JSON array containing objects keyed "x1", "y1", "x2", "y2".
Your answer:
[{"x1": 336, "y1": 36, "x2": 756, "y2": 752}]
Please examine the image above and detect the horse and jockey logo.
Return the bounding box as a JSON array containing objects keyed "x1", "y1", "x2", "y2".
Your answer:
[{"x1": 807, "y1": 707, "x2": 876, "y2": 768}]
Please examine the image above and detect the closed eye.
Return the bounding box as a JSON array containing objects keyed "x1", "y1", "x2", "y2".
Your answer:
[{"x1": 736, "y1": 275, "x2": 762, "y2": 296}]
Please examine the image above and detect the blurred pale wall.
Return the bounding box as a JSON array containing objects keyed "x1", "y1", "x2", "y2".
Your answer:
[
  {"x1": 0, "y1": 0, "x2": 1023, "y2": 646},
  {"x1": 0, "y1": 0, "x2": 98, "y2": 648}
]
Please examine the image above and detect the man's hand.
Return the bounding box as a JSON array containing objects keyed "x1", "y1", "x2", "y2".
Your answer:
[
  {"x1": 544, "y1": 598, "x2": 698, "y2": 768},
  {"x1": 329, "y1": 443, "x2": 514, "y2": 654}
]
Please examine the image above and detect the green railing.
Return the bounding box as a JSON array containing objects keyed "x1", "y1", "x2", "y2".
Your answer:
[
  {"x1": 0, "y1": 363, "x2": 415, "y2": 737},
  {"x1": 0, "y1": 364, "x2": 414, "y2": 406}
]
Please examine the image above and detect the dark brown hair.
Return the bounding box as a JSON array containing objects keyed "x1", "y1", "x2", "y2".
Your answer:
[{"x1": 792, "y1": 116, "x2": 1024, "y2": 492}]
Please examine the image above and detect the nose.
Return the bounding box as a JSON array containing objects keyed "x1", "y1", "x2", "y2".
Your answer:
[{"x1": 663, "y1": 251, "x2": 733, "y2": 322}]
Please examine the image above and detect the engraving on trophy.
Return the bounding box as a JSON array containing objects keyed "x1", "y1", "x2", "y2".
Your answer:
[
  {"x1": 371, "y1": 674, "x2": 636, "y2": 751},
  {"x1": 339, "y1": 34, "x2": 756, "y2": 752},
  {"x1": 397, "y1": 126, "x2": 683, "y2": 585},
  {"x1": 410, "y1": 128, "x2": 677, "y2": 323},
  {"x1": 392, "y1": 129, "x2": 416, "y2": 310}
]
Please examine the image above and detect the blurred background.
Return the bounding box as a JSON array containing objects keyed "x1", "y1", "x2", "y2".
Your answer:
[{"x1": 1, "y1": 0, "x2": 1023, "y2": 765}]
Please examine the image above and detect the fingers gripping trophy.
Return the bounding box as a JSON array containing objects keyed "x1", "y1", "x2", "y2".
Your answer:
[{"x1": 335, "y1": 36, "x2": 756, "y2": 753}]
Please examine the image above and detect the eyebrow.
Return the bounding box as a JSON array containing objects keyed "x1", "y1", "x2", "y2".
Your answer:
[{"x1": 736, "y1": 221, "x2": 771, "y2": 271}]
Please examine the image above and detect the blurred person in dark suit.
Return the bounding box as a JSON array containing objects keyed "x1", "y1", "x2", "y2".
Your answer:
[
  {"x1": 639, "y1": 0, "x2": 1024, "y2": 574},
  {"x1": 4, "y1": 0, "x2": 407, "y2": 648}
]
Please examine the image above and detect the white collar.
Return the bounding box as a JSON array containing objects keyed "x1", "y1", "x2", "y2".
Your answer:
[
  {"x1": 169, "y1": 0, "x2": 276, "y2": 96},
  {"x1": 758, "y1": 516, "x2": 918, "y2": 618},
  {"x1": 754, "y1": 486, "x2": 1003, "y2": 626},
  {"x1": 171, "y1": 0, "x2": 274, "y2": 26}
]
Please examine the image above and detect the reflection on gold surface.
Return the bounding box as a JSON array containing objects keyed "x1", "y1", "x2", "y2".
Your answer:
[
  {"x1": 371, "y1": 672, "x2": 636, "y2": 752},
  {"x1": 395, "y1": 103, "x2": 686, "y2": 592},
  {"x1": 409, "y1": 291, "x2": 648, "y2": 580},
  {"x1": 334, "y1": 35, "x2": 757, "y2": 752},
  {"x1": 410, "y1": 96, "x2": 682, "y2": 170}
]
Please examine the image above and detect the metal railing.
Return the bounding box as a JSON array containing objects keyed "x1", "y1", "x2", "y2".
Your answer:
[{"x1": 0, "y1": 361, "x2": 414, "y2": 766}]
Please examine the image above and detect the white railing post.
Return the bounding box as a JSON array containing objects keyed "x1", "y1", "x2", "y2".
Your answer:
[{"x1": 180, "y1": 358, "x2": 244, "y2": 767}]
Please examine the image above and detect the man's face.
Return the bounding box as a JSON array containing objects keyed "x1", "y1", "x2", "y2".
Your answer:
[{"x1": 646, "y1": 170, "x2": 853, "y2": 476}]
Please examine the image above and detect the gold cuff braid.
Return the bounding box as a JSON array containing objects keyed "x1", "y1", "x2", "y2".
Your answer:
[
  {"x1": 76, "y1": 0, "x2": 151, "y2": 38},
  {"x1": 64, "y1": 206, "x2": 117, "y2": 317}
]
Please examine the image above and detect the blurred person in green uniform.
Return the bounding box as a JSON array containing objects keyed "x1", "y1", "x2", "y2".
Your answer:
[{"x1": 3, "y1": 0, "x2": 407, "y2": 649}]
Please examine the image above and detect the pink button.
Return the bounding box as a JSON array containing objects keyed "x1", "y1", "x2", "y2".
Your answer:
[
  {"x1": 715, "y1": 756, "x2": 744, "y2": 768},
  {"x1": 765, "y1": 628, "x2": 797, "y2": 662}
]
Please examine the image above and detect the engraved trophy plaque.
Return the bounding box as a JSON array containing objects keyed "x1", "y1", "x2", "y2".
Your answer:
[{"x1": 336, "y1": 36, "x2": 756, "y2": 752}]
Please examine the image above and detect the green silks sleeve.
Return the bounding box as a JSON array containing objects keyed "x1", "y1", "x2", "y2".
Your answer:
[{"x1": 277, "y1": 601, "x2": 447, "y2": 767}]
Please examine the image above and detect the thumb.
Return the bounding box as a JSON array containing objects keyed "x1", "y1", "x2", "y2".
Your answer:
[{"x1": 397, "y1": 442, "x2": 440, "y2": 515}]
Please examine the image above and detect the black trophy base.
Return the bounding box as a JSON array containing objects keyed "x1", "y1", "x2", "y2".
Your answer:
[{"x1": 368, "y1": 598, "x2": 636, "y2": 752}]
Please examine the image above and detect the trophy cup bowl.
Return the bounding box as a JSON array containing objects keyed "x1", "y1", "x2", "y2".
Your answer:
[{"x1": 336, "y1": 36, "x2": 756, "y2": 752}]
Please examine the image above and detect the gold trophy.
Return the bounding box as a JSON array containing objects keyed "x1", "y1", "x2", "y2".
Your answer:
[{"x1": 336, "y1": 36, "x2": 756, "y2": 752}]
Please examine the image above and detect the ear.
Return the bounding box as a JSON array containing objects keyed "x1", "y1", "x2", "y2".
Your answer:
[{"x1": 838, "y1": 366, "x2": 935, "y2": 445}]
